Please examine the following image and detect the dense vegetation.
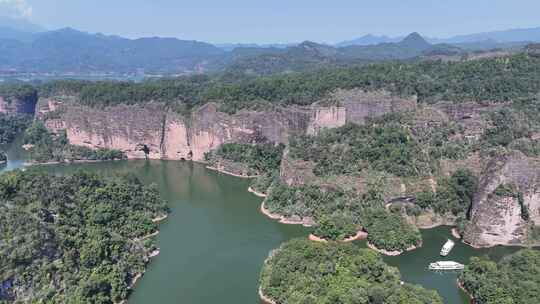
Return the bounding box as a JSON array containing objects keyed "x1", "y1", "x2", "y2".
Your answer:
[
  {"x1": 260, "y1": 239, "x2": 442, "y2": 304},
  {"x1": 265, "y1": 183, "x2": 421, "y2": 249},
  {"x1": 459, "y1": 249, "x2": 540, "y2": 304},
  {"x1": 34, "y1": 53, "x2": 540, "y2": 114},
  {"x1": 209, "y1": 53, "x2": 540, "y2": 113},
  {"x1": 0, "y1": 170, "x2": 169, "y2": 303},
  {"x1": 362, "y1": 209, "x2": 422, "y2": 252},
  {"x1": 0, "y1": 84, "x2": 37, "y2": 103},
  {"x1": 290, "y1": 122, "x2": 430, "y2": 178},
  {"x1": 415, "y1": 169, "x2": 478, "y2": 216},
  {"x1": 205, "y1": 143, "x2": 285, "y2": 175},
  {"x1": 23, "y1": 121, "x2": 126, "y2": 163},
  {"x1": 0, "y1": 113, "x2": 31, "y2": 145},
  {"x1": 482, "y1": 100, "x2": 540, "y2": 157}
]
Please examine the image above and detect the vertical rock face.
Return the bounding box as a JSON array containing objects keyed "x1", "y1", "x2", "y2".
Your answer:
[
  {"x1": 39, "y1": 89, "x2": 416, "y2": 162},
  {"x1": 464, "y1": 152, "x2": 540, "y2": 247},
  {"x1": 434, "y1": 101, "x2": 502, "y2": 139},
  {"x1": 0, "y1": 93, "x2": 38, "y2": 115},
  {"x1": 39, "y1": 99, "x2": 314, "y2": 161},
  {"x1": 335, "y1": 89, "x2": 417, "y2": 124},
  {"x1": 306, "y1": 89, "x2": 417, "y2": 135},
  {"x1": 307, "y1": 107, "x2": 347, "y2": 135},
  {"x1": 39, "y1": 99, "x2": 166, "y2": 159}
]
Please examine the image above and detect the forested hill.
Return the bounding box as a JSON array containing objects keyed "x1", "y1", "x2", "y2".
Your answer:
[
  {"x1": 0, "y1": 28, "x2": 225, "y2": 74},
  {"x1": 0, "y1": 170, "x2": 169, "y2": 303},
  {"x1": 0, "y1": 27, "x2": 526, "y2": 75},
  {"x1": 27, "y1": 51, "x2": 540, "y2": 114}
]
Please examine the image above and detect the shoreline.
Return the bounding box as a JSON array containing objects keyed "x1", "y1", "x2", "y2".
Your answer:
[
  {"x1": 206, "y1": 166, "x2": 259, "y2": 179},
  {"x1": 148, "y1": 249, "x2": 160, "y2": 258},
  {"x1": 457, "y1": 279, "x2": 475, "y2": 304},
  {"x1": 367, "y1": 241, "x2": 420, "y2": 256},
  {"x1": 248, "y1": 186, "x2": 267, "y2": 198},
  {"x1": 451, "y1": 228, "x2": 462, "y2": 239},
  {"x1": 152, "y1": 214, "x2": 169, "y2": 223},
  {"x1": 259, "y1": 249, "x2": 280, "y2": 304},
  {"x1": 259, "y1": 200, "x2": 313, "y2": 227},
  {"x1": 461, "y1": 238, "x2": 540, "y2": 249},
  {"x1": 259, "y1": 287, "x2": 277, "y2": 304},
  {"x1": 416, "y1": 220, "x2": 455, "y2": 230},
  {"x1": 24, "y1": 158, "x2": 125, "y2": 167},
  {"x1": 135, "y1": 230, "x2": 160, "y2": 242},
  {"x1": 308, "y1": 230, "x2": 368, "y2": 243}
]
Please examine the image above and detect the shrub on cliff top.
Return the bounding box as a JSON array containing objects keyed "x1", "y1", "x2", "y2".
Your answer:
[
  {"x1": 0, "y1": 84, "x2": 37, "y2": 103},
  {"x1": 35, "y1": 53, "x2": 540, "y2": 114}
]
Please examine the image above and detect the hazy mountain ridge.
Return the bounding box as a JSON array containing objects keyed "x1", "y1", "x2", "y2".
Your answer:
[
  {"x1": 227, "y1": 33, "x2": 452, "y2": 74},
  {"x1": 1, "y1": 18, "x2": 539, "y2": 76},
  {"x1": 339, "y1": 27, "x2": 540, "y2": 46},
  {"x1": 0, "y1": 27, "x2": 225, "y2": 73}
]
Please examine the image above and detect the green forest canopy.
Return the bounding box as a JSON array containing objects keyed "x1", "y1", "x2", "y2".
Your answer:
[
  {"x1": 0, "y1": 170, "x2": 169, "y2": 303},
  {"x1": 459, "y1": 249, "x2": 540, "y2": 304},
  {"x1": 22, "y1": 53, "x2": 540, "y2": 114},
  {"x1": 260, "y1": 238, "x2": 443, "y2": 304},
  {"x1": 0, "y1": 113, "x2": 31, "y2": 145}
]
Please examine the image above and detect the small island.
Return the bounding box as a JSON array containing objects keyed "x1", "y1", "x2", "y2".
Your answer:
[{"x1": 259, "y1": 239, "x2": 443, "y2": 304}]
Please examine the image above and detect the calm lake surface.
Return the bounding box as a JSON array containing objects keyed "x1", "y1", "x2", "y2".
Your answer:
[{"x1": 0, "y1": 140, "x2": 532, "y2": 304}]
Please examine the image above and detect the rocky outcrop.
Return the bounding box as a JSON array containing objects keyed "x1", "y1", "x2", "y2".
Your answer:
[
  {"x1": 434, "y1": 101, "x2": 503, "y2": 140},
  {"x1": 464, "y1": 152, "x2": 540, "y2": 247},
  {"x1": 335, "y1": 89, "x2": 417, "y2": 124},
  {"x1": 0, "y1": 93, "x2": 38, "y2": 115},
  {"x1": 38, "y1": 98, "x2": 314, "y2": 161},
  {"x1": 307, "y1": 89, "x2": 417, "y2": 135},
  {"x1": 38, "y1": 89, "x2": 417, "y2": 162},
  {"x1": 279, "y1": 149, "x2": 318, "y2": 186}
]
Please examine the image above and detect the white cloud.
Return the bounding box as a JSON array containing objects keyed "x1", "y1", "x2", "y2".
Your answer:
[{"x1": 0, "y1": 0, "x2": 33, "y2": 18}]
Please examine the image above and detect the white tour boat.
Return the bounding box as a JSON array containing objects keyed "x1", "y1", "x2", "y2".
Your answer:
[
  {"x1": 428, "y1": 261, "x2": 464, "y2": 271},
  {"x1": 440, "y1": 239, "x2": 455, "y2": 256}
]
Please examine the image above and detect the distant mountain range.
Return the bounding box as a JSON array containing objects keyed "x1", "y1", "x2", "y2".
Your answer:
[
  {"x1": 226, "y1": 33, "x2": 463, "y2": 75},
  {"x1": 0, "y1": 17, "x2": 539, "y2": 76},
  {"x1": 0, "y1": 27, "x2": 225, "y2": 74},
  {"x1": 336, "y1": 34, "x2": 402, "y2": 47},
  {"x1": 337, "y1": 27, "x2": 540, "y2": 47}
]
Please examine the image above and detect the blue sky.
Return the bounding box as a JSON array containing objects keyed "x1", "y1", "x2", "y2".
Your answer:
[{"x1": 3, "y1": 0, "x2": 540, "y2": 43}]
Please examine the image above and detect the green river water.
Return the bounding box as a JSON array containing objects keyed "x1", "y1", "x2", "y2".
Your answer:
[{"x1": 0, "y1": 140, "x2": 531, "y2": 304}]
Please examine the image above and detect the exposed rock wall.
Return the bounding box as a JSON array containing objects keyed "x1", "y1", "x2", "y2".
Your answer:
[
  {"x1": 39, "y1": 89, "x2": 416, "y2": 162},
  {"x1": 38, "y1": 99, "x2": 313, "y2": 161},
  {"x1": 433, "y1": 101, "x2": 503, "y2": 139},
  {"x1": 464, "y1": 152, "x2": 540, "y2": 247},
  {"x1": 337, "y1": 89, "x2": 417, "y2": 124},
  {"x1": 306, "y1": 89, "x2": 417, "y2": 135}
]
